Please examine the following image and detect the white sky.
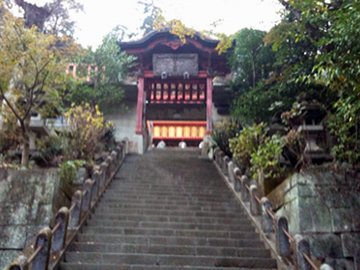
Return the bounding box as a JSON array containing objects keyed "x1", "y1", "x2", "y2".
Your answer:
[{"x1": 24, "y1": 0, "x2": 282, "y2": 48}]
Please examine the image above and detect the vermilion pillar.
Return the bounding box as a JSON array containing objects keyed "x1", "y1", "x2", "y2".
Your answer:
[
  {"x1": 206, "y1": 77, "x2": 213, "y2": 134},
  {"x1": 136, "y1": 77, "x2": 145, "y2": 134}
]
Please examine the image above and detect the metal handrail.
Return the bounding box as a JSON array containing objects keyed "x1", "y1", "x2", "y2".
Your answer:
[
  {"x1": 282, "y1": 227, "x2": 294, "y2": 243},
  {"x1": 303, "y1": 252, "x2": 319, "y2": 270},
  {"x1": 28, "y1": 246, "x2": 42, "y2": 264},
  {"x1": 51, "y1": 221, "x2": 62, "y2": 234}
]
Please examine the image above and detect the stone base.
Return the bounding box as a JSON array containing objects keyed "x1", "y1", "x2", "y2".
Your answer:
[
  {"x1": 269, "y1": 172, "x2": 360, "y2": 270},
  {"x1": 0, "y1": 168, "x2": 71, "y2": 269}
]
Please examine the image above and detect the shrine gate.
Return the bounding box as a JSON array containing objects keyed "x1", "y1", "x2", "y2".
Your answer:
[{"x1": 116, "y1": 31, "x2": 231, "y2": 153}]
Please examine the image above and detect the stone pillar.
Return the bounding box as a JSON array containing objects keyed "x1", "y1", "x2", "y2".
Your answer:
[
  {"x1": 206, "y1": 77, "x2": 212, "y2": 134},
  {"x1": 261, "y1": 197, "x2": 274, "y2": 234},
  {"x1": 136, "y1": 77, "x2": 145, "y2": 135},
  {"x1": 294, "y1": 234, "x2": 312, "y2": 270},
  {"x1": 240, "y1": 175, "x2": 251, "y2": 202},
  {"x1": 32, "y1": 228, "x2": 52, "y2": 270},
  {"x1": 51, "y1": 207, "x2": 69, "y2": 252},
  {"x1": 276, "y1": 216, "x2": 291, "y2": 257},
  {"x1": 249, "y1": 185, "x2": 261, "y2": 216},
  {"x1": 234, "y1": 167, "x2": 242, "y2": 192}
]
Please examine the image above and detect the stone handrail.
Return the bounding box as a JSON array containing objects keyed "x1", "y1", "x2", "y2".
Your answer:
[
  {"x1": 213, "y1": 148, "x2": 333, "y2": 270},
  {"x1": 6, "y1": 141, "x2": 127, "y2": 270}
]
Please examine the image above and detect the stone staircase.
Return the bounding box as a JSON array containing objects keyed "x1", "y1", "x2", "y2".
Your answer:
[{"x1": 60, "y1": 149, "x2": 277, "y2": 270}]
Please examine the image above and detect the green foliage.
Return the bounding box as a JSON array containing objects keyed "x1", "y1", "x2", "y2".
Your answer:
[
  {"x1": 59, "y1": 159, "x2": 86, "y2": 184},
  {"x1": 229, "y1": 28, "x2": 281, "y2": 125},
  {"x1": 251, "y1": 134, "x2": 285, "y2": 180},
  {"x1": 211, "y1": 118, "x2": 242, "y2": 157},
  {"x1": 36, "y1": 135, "x2": 69, "y2": 164},
  {"x1": 229, "y1": 28, "x2": 274, "y2": 90},
  {"x1": 100, "y1": 121, "x2": 117, "y2": 152},
  {"x1": 267, "y1": 0, "x2": 360, "y2": 165},
  {"x1": 153, "y1": 11, "x2": 233, "y2": 54},
  {"x1": 69, "y1": 34, "x2": 136, "y2": 113},
  {"x1": 0, "y1": 12, "x2": 76, "y2": 166},
  {"x1": 229, "y1": 123, "x2": 267, "y2": 170},
  {"x1": 327, "y1": 97, "x2": 360, "y2": 164},
  {"x1": 64, "y1": 103, "x2": 110, "y2": 161},
  {"x1": 231, "y1": 80, "x2": 280, "y2": 125}
]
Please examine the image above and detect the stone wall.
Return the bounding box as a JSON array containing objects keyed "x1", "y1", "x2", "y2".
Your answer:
[
  {"x1": 0, "y1": 168, "x2": 71, "y2": 269},
  {"x1": 270, "y1": 172, "x2": 360, "y2": 270},
  {"x1": 106, "y1": 101, "x2": 144, "y2": 154}
]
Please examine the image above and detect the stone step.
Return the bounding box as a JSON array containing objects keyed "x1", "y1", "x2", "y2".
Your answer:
[
  {"x1": 95, "y1": 204, "x2": 242, "y2": 214},
  {"x1": 60, "y1": 263, "x2": 276, "y2": 270},
  {"x1": 101, "y1": 195, "x2": 238, "y2": 204},
  {"x1": 90, "y1": 213, "x2": 248, "y2": 224},
  {"x1": 81, "y1": 226, "x2": 256, "y2": 238},
  {"x1": 64, "y1": 252, "x2": 277, "y2": 268},
  {"x1": 92, "y1": 207, "x2": 245, "y2": 218},
  {"x1": 76, "y1": 234, "x2": 266, "y2": 248},
  {"x1": 86, "y1": 220, "x2": 253, "y2": 231},
  {"x1": 96, "y1": 202, "x2": 242, "y2": 212},
  {"x1": 107, "y1": 184, "x2": 230, "y2": 191},
  {"x1": 68, "y1": 243, "x2": 271, "y2": 257},
  {"x1": 99, "y1": 199, "x2": 240, "y2": 209}
]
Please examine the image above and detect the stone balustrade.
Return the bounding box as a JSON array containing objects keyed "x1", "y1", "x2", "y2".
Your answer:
[
  {"x1": 214, "y1": 148, "x2": 334, "y2": 270},
  {"x1": 6, "y1": 141, "x2": 127, "y2": 270}
]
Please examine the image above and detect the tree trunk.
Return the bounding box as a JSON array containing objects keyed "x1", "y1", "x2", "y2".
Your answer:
[
  {"x1": 20, "y1": 115, "x2": 31, "y2": 167},
  {"x1": 251, "y1": 54, "x2": 256, "y2": 88}
]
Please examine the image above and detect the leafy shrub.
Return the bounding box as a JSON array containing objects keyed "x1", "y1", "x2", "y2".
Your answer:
[
  {"x1": 59, "y1": 160, "x2": 86, "y2": 184},
  {"x1": 64, "y1": 103, "x2": 112, "y2": 161},
  {"x1": 251, "y1": 134, "x2": 285, "y2": 180},
  {"x1": 211, "y1": 118, "x2": 242, "y2": 157},
  {"x1": 100, "y1": 121, "x2": 117, "y2": 152},
  {"x1": 229, "y1": 123, "x2": 267, "y2": 171},
  {"x1": 0, "y1": 111, "x2": 21, "y2": 153}
]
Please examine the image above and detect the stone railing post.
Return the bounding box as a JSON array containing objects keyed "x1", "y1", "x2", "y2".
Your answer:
[
  {"x1": 105, "y1": 156, "x2": 114, "y2": 174},
  {"x1": 294, "y1": 234, "x2": 312, "y2": 270},
  {"x1": 213, "y1": 148, "x2": 219, "y2": 163},
  {"x1": 51, "y1": 207, "x2": 69, "y2": 252},
  {"x1": 111, "y1": 150, "x2": 117, "y2": 163},
  {"x1": 100, "y1": 161, "x2": 108, "y2": 182},
  {"x1": 82, "y1": 179, "x2": 94, "y2": 212},
  {"x1": 276, "y1": 216, "x2": 291, "y2": 257},
  {"x1": 31, "y1": 228, "x2": 52, "y2": 270},
  {"x1": 240, "y1": 175, "x2": 251, "y2": 202},
  {"x1": 249, "y1": 184, "x2": 261, "y2": 216},
  {"x1": 233, "y1": 167, "x2": 241, "y2": 192},
  {"x1": 223, "y1": 156, "x2": 229, "y2": 175},
  {"x1": 121, "y1": 139, "x2": 129, "y2": 154},
  {"x1": 8, "y1": 255, "x2": 29, "y2": 270},
  {"x1": 261, "y1": 197, "x2": 274, "y2": 234},
  {"x1": 68, "y1": 190, "x2": 83, "y2": 229},
  {"x1": 92, "y1": 170, "x2": 101, "y2": 198},
  {"x1": 116, "y1": 145, "x2": 122, "y2": 160},
  {"x1": 219, "y1": 151, "x2": 225, "y2": 169},
  {"x1": 227, "y1": 161, "x2": 235, "y2": 183}
]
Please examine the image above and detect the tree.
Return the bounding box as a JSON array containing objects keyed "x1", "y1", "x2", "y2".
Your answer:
[
  {"x1": 0, "y1": 13, "x2": 74, "y2": 167},
  {"x1": 11, "y1": 0, "x2": 83, "y2": 36},
  {"x1": 138, "y1": 0, "x2": 160, "y2": 35},
  {"x1": 230, "y1": 28, "x2": 274, "y2": 90},
  {"x1": 228, "y1": 28, "x2": 278, "y2": 124},
  {"x1": 153, "y1": 11, "x2": 233, "y2": 54},
  {"x1": 67, "y1": 33, "x2": 136, "y2": 113},
  {"x1": 266, "y1": 0, "x2": 360, "y2": 164}
]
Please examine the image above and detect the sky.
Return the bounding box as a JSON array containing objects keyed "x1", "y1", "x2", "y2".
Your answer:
[{"x1": 24, "y1": 0, "x2": 282, "y2": 48}]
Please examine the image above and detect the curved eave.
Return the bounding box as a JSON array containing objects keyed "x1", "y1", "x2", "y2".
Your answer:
[{"x1": 118, "y1": 30, "x2": 220, "y2": 54}]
